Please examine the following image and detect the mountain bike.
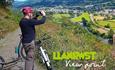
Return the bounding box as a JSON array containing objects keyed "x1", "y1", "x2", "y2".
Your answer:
[
  {"x1": 18, "y1": 34, "x2": 54, "y2": 70},
  {"x1": 0, "y1": 34, "x2": 54, "y2": 70}
]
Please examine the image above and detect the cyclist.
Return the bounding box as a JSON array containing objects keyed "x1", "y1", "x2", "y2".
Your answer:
[{"x1": 19, "y1": 7, "x2": 46, "y2": 70}]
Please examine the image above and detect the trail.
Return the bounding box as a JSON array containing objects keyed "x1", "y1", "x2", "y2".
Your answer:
[{"x1": 0, "y1": 28, "x2": 46, "y2": 70}]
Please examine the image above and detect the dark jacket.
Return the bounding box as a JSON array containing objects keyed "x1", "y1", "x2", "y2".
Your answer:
[{"x1": 19, "y1": 16, "x2": 46, "y2": 43}]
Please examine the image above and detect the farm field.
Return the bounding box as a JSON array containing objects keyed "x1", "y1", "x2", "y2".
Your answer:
[
  {"x1": 97, "y1": 20, "x2": 115, "y2": 30},
  {"x1": 52, "y1": 13, "x2": 71, "y2": 23},
  {"x1": 71, "y1": 12, "x2": 91, "y2": 22}
]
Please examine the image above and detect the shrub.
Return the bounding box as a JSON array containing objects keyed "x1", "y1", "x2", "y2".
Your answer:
[
  {"x1": 0, "y1": 0, "x2": 13, "y2": 7},
  {"x1": 104, "y1": 23, "x2": 110, "y2": 28},
  {"x1": 108, "y1": 29, "x2": 114, "y2": 39}
]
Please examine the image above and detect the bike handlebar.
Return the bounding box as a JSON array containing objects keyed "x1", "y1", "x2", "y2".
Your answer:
[{"x1": 35, "y1": 37, "x2": 50, "y2": 45}]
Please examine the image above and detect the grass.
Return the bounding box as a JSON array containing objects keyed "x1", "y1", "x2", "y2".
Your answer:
[{"x1": 71, "y1": 12, "x2": 91, "y2": 22}]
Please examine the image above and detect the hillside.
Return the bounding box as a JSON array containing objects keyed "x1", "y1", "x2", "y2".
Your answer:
[
  {"x1": 35, "y1": 14, "x2": 115, "y2": 70},
  {"x1": 0, "y1": 7, "x2": 19, "y2": 40}
]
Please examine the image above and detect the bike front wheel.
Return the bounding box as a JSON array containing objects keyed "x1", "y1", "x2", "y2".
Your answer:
[{"x1": 42, "y1": 51, "x2": 54, "y2": 70}]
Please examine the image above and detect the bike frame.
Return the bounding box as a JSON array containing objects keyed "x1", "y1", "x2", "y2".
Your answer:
[{"x1": 39, "y1": 46, "x2": 51, "y2": 67}]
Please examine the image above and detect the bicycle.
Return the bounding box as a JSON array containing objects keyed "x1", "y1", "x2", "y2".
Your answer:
[
  {"x1": 18, "y1": 33, "x2": 54, "y2": 70},
  {"x1": 0, "y1": 33, "x2": 54, "y2": 70}
]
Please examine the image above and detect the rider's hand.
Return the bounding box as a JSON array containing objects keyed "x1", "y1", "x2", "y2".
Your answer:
[{"x1": 40, "y1": 10, "x2": 46, "y2": 16}]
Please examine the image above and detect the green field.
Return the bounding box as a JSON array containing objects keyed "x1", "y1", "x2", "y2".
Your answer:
[
  {"x1": 53, "y1": 13, "x2": 71, "y2": 18},
  {"x1": 71, "y1": 12, "x2": 91, "y2": 22},
  {"x1": 97, "y1": 20, "x2": 115, "y2": 30},
  {"x1": 52, "y1": 13, "x2": 71, "y2": 23}
]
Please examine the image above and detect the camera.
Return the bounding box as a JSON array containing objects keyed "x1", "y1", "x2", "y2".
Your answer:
[{"x1": 34, "y1": 11, "x2": 42, "y2": 17}]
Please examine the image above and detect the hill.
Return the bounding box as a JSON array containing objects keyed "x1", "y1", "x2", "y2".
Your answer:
[
  {"x1": 0, "y1": 7, "x2": 20, "y2": 39},
  {"x1": 13, "y1": 0, "x2": 115, "y2": 8},
  {"x1": 35, "y1": 13, "x2": 115, "y2": 70}
]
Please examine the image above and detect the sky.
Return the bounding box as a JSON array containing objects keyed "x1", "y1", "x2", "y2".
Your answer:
[{"x1": 14, "y1": 0, "x2": 27, "y2": 2}]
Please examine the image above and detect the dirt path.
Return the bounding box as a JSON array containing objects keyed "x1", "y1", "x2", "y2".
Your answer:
[{"x1": 0, "y1": 28, "x2": 46, "y2": 70}]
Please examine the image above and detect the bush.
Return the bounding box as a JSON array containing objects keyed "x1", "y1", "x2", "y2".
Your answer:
[
  {"x1": 100, "y1": 33, "x2": 105, "y2": 37},
  {"x1": 82, "y1": 17, "x2": 87, "y2": 26},
  {"x1": 0, "y1": 0, "x2": 13, "y2": 8},
  {"x1": 104, "y1": 23, "x2": 110, "y2": 28},
  {"x1": 108, "y1": 29, "x2": 114, "y2": 39}
]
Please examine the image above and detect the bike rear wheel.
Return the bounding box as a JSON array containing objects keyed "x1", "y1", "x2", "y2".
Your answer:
[
  {"x1": 18, "y1": 44, "x2": 26, "y2": 60},
  {"x1": 19, "y1": 43, "x2": 55, "y2": 70}
]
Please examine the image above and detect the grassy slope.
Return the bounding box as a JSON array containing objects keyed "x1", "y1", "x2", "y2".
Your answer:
[
  {"x1": 0, "y1": 7, "x2": 19, "y2": 39},
  {"x1": 36, "y1": 14, "x2": 115, "y2": 70},
  {"x1": 52, "y1": 14, "x2": 71, "y2": 23}
]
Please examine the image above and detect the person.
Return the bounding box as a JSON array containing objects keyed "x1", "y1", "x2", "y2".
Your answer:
[{"x1": 19, "y1": 7, "x2": 46, "y2": 70}]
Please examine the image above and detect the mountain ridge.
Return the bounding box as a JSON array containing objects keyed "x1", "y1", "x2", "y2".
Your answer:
[{"x1": 12, "y1": 0, "x2": 114, "y2": 8}]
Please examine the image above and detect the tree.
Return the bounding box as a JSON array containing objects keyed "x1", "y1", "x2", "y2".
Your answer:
[
  {"x1": 82, "y1": 17, "x2": 87, "y2": 26},
  {"x1": 0, "y1": 0, "x2": 13, "y2": 8},
  {"x1": 108, "y1": 29, "x2": 114, "y2": 39},
  {"x1": 104, "y1": 23, "x2": 110, "y2": 28}
]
